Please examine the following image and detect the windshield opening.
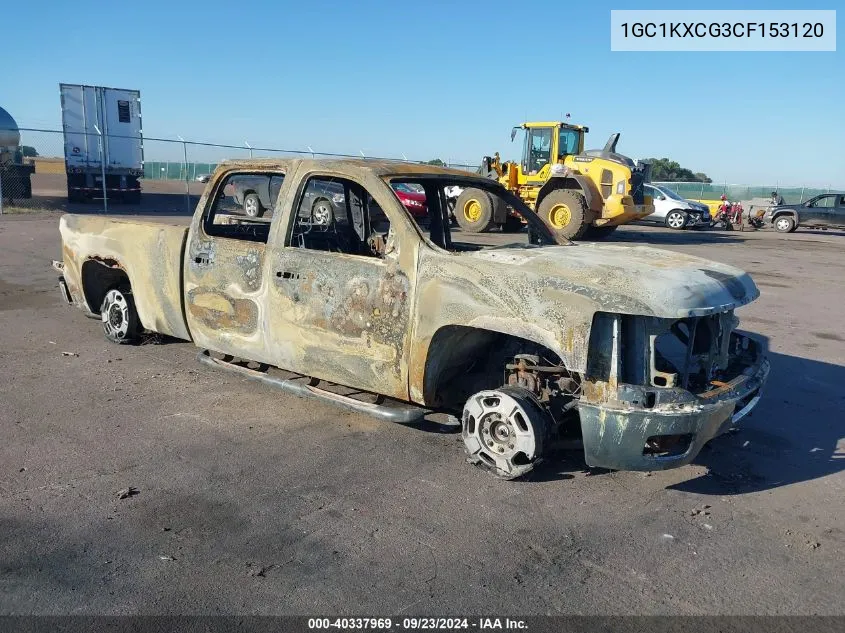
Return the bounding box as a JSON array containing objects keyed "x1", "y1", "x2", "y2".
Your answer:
[
  {"x1": 384, "y1": 176, "x2": 566, "y2": 253},
  {"x1": 654, "y1": 185, "x2": 684, "y2": 201}
]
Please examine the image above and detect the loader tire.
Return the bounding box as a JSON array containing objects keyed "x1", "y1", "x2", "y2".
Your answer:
[
  {"x1": 455, "y1": 188, "x2": 496, "y2": 233},
  {"x1": 537, "y1": 189, "x2": 591, "y2": 240}
]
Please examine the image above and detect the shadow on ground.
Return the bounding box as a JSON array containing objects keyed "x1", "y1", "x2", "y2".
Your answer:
[
  {"x1": 672, "y1": 351, "x2": 844, "y2": 495},
  {"x1": 613, "y1": 227, "x2": 748, "y2": 245}
]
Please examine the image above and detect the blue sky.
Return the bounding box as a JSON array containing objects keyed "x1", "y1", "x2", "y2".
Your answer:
[{"x1": 3, "y1": 0, "x2": 843, "y2": 186}]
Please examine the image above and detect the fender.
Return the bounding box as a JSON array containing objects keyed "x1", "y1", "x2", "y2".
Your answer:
[
  {"x1": 536, "y1": 174, "x2": 603, "y2": 214},
  {"x1": 772, "y1": 208, "x2": 798, "y2": 223},
  {"x1": 415, "y1": 319, "x2": 587, "y2": 408}
]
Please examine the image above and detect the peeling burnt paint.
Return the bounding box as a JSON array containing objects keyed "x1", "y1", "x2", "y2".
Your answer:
[
  {"x1": 187, "y1": 288, "x2": 258, "y2": 333},
  {"x1": 235, "y1": 250, "x2": 262, "y2": 290},
  {"x1": 58, "y1": 158, "x2": 764, "y2": 423}
]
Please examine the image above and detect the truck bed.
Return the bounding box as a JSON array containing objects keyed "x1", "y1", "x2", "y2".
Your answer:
[{"x1": 59, "y1": 215, "x2": 191, "y2": 341}]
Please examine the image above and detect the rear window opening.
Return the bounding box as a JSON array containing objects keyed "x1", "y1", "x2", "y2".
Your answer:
[{"x1": 643, "y1": 433, "x2": 693, "y2": 458}]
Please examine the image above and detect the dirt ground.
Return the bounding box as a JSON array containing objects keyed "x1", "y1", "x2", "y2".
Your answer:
[{"x1": 0, "y1": 210, "x2": 843, "y2": 615}]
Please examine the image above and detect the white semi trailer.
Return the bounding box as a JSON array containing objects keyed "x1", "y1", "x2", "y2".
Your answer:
[{"x1": 59, "y1": 84, "x2": 144, "y2": 204}]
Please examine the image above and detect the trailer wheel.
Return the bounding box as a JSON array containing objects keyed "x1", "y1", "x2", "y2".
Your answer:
[
  {"x1": 243, "y1": 193, "x2": 264, "y2": 218},
  {"x1": 461, "y1": 386, "x2": 551, "y2": 480},
  {"x1": 537, "y1": 189, "x2": 590, "y2": 240},
  {"x1": 100, "y1": 288, "x2": 140, "y2": 344},
  {"x1": 455, "y1": 188, "x2": 496, "y2": 233}
]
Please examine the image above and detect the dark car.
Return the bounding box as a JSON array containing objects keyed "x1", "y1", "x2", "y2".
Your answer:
[
  {"x1": 764, "y1": 193, "x2": 845, "y2": 233},
  {"x1": 231, "y1": 174, "x2": 286, "y2": 217}
]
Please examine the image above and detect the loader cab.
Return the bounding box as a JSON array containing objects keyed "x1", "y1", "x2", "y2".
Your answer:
[{"x1": 515, "y1": 122, "x2": 587, "y2": 179}]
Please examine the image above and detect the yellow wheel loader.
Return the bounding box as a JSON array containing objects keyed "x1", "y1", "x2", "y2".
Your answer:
[{"x1": 454, "y1": 122, "x2": 654, "y2": 240}]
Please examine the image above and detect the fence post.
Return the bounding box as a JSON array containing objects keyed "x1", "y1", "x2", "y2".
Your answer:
[
  {"x1": 0, "y1": 167, "x2": 4, "y2": 215},
  {"x1": 799, "y1": 187, "x2": 805, "y2": 203},
  {"x1": 179, "y1": 137, "x2": 191, "y2": 214},
  {"x1": 95, "y1": 125, "x2": 108, "y2": 213}
]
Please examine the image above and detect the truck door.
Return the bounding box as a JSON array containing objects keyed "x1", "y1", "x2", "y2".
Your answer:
[
  {"x1": 804, "y1": 194, "x2": 836, "y2": 226},
  {"x1": 264, "y1": 172, "x2": 414, "y2": 400},
  {"x1": 183, "y1": 168, "x2": 287, "y2": 363}
]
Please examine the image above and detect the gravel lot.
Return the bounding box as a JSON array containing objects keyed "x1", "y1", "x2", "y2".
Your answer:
[{"x1": 0, "y1": 211, "x2": 843, "y2": 615}]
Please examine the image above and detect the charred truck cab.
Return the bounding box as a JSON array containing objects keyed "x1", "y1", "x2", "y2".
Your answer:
[{"x1": 54, "y1": 158, "x2": 768, "y2": 481}]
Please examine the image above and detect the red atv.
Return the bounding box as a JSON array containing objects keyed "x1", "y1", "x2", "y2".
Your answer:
[{"x1": 711, "y1": 199, "x2": 744, "y2": 230}]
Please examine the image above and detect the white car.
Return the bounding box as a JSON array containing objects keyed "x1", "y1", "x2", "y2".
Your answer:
[{"x1": 643, "y1": 184, "x2": 710, "y2": 229}]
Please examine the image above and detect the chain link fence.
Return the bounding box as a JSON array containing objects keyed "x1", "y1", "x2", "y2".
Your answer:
[
  {"x1": 655, "y1": 181, "x2": 839, "y2": 205},
  {"x1": 7, "y1": 125, "x2": 834, "y2": 216},
  {"x1": 0, "y1": 126, "x2": 479, "y2": 215}
]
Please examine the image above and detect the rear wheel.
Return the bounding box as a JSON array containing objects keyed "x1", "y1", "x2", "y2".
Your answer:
[
  {"x1": 243, "y1": 192, "x2": 264, "y2": 218},
  {"x1": 664, "y1": 210, "x2": 687, "y2": 230},
  {"x1": 774, "y1": 215, "x2": 796, "y2": 233},
  {"x1": 536, "y1": 189, "x2": 590, "y2": 240},
  {"x1": 461, "y1": 386, "x2": 550, "y2": 480},
  {"x1": 100, "y1": 288, "x2": 140, "y2": 344},
  {"x1": 455, "y1": 188, "x2": 495, "y2": 233},
  {"x1": 311, "y1": 198, "x2": 334, "y2": 225}
]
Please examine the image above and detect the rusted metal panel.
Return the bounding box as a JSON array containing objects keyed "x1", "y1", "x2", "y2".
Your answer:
[{"x1": 59, "y1": 214, "x2": 191, "y2": 340}]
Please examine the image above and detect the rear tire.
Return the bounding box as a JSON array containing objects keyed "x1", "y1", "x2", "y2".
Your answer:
[
  {"x1": 774, "y1": 215, "x2": 796, "y2": 233},
  {"x1": 461, "y1": 386, "x2": 551, "y2": 480},
  {"x1": 536, "y1": 189, "x2": 590, "y2": 240},
  {"x1": 100, "y1": 287, "x2": 140, "y2": 345},
  {"x1": 664, "y1": 210, "x2": 687, "y2": 230},
  {"x1": 243, "y1": 192, "x2": 264, "y2": 218},
  {"x1": 455, "y1": 188, "x2": 496, "y2": 233},
  {"x1": 311, "y1": 198, "x2": 334, "y2": 225}
]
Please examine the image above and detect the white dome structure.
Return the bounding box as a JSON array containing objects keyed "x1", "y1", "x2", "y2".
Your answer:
[{"x1": 0, "y1": 106, "x2": 22, "y2": 148}]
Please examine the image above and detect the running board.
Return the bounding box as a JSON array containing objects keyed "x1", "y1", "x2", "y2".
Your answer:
[{"x1": 197, "y1": 350, "x2": 429, "y2": 425}]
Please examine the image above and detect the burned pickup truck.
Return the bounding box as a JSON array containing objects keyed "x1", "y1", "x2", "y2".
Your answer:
[{"x1": 54, "y1": 159, "x2": 769, "y2": 479}]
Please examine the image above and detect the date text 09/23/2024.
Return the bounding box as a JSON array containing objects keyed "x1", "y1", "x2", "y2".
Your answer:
[{"x1": 307, "y1": 618, "x2": 527, "y2": 630}]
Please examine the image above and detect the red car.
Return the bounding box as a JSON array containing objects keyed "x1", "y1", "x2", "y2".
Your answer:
[{"x1": 392, "y1": 183, "x2": 427, "y2": 219}]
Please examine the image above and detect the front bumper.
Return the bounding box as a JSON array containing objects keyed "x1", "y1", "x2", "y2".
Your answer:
[
  {"x1": 578, "y1": 333, "x2": 769, "y2": 471},
  {"x1": 686, "y1": 210, "x2": 711, "y2": 226}
]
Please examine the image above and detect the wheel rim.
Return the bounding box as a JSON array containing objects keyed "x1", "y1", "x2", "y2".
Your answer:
[
  {"x1": 102, "y1": 290, "x2": 129, "y2": 340},
  {"x1": 312, "y1": 202, "x2": 331, "y2": 225},
  {"x1": 462, "y1": 390, "x2": 540, "y2": 477},
  {"x1": 548, "y1": 203, "x2": 571, "y2": 229},
  {"x1": 245, "y1": 197, "x2": 256, "y2": 215},
  {"x1": 463, "y1": 198, "x2": 482, "y2": 223},
  {"x1": 668, "y1": 212, "x2": 685, "y2": 228},
  {"x1": 776, "y1": 218, "x2": 790, "y2": 231}
]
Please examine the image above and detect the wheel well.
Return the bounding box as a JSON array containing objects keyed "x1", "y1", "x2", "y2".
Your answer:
[
  {"x1": 422, "y1": 325, "x2": 564, "y2": 411},
  {"x1": 536, "y1": 178, "x2": 583, "y2": 209},
  {"x1": 773, "y1": 209, "x2": 796, "y2": 219},
  {"x1": 81, "y1": 258, "x2": 130, "y2": 314}
]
